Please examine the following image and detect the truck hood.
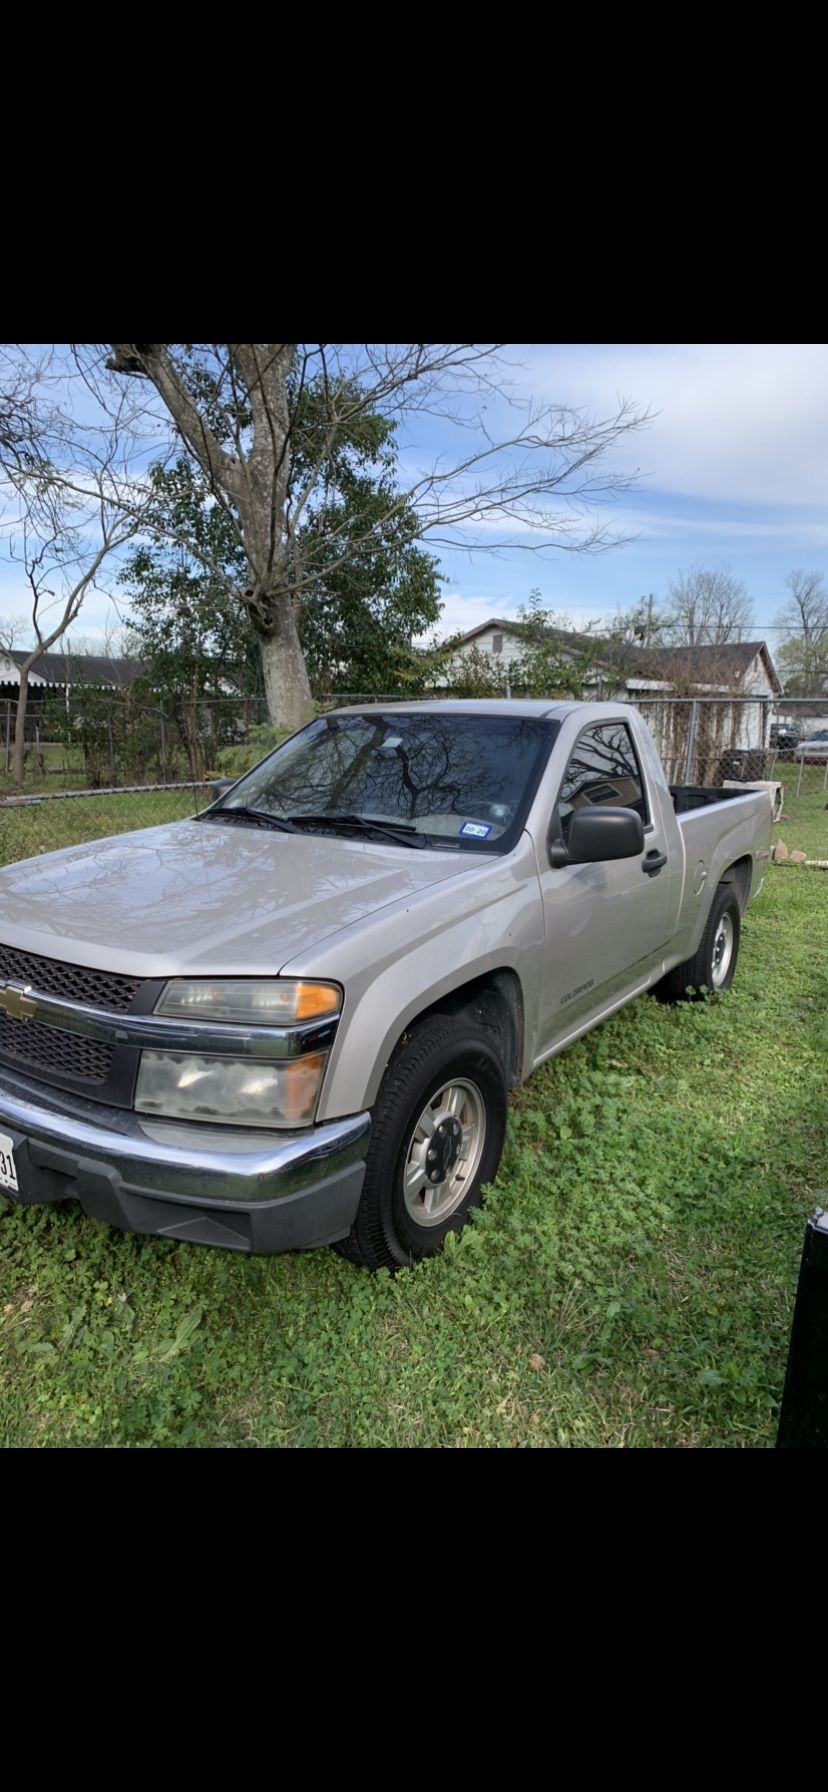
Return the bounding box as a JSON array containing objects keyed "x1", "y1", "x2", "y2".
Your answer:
[{"x1": 0, "y1": 818, "x2": 473, "y2": 978}]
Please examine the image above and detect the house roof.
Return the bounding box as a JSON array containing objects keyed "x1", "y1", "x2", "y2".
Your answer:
[
  {"x1": 2, "y1": 649, "x2": 145, "y2": 688},
  {"x1": 454, "y1": 619, "x2": 782, "y2": 694},
  {"x1": 629, "y1": 640, "x2": 782, "y2": 695},
  {"x1": 456, "y1": 617, "x2": 599, "y2": 655}
]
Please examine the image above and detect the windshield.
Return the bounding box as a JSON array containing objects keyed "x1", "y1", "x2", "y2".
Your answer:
[{"x1": 215, "y1": 711, "x2": 557, "y2": 851}]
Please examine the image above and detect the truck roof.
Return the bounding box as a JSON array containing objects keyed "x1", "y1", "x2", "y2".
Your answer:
[{"x1": 325, "y1": 698, "x2": 581, "y2": 720}]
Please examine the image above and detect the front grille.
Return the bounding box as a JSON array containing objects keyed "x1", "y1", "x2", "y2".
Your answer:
[
  {"x1": 0, "y1": 1011, "x2": 113, "y2": 1083},
  {"x1": 0, "y1": 943, "x2": 143, "y2": 1088},
  {"x1": 0, "y1": 944, "x2": 141, "y2": 1013}
]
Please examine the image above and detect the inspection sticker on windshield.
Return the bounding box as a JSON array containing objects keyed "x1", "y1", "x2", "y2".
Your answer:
[
  {"x1": 0, "y1": 1132, "x2": 19, "y2": 1194},
  {"x1": 458, "y1": 820, "x2": 492, "y2": 839}
]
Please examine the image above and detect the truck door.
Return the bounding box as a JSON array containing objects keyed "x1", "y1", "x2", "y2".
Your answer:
[{"x1": 537, "y1": 717, "x2": 674, "y2": 1052}]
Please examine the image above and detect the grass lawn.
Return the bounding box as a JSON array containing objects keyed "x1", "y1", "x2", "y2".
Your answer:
[{"x1": 0, "y1": 779, "x2": 826, "y2": 1447}]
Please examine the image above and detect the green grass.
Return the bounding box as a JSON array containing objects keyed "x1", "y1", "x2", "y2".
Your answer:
[
  {"x1": 0, "y1": 786, "x2": 826, "y2": 1447},
  {"x1": 772, "y1": 762, "x2": 828, "y2": 859}
]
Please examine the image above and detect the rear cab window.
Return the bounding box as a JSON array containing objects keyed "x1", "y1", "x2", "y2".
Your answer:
[{"x1": 555, "y1": 719, "x2": 649, "y2": 844}]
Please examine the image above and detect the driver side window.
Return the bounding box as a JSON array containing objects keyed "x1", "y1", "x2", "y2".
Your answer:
[{"x1": 557, "y1": 721, "x2": 648, "y2": 842}]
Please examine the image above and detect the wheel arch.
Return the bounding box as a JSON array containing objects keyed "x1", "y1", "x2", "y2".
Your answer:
[
  {"x1": 325, "y1": 964, "x2": 527, "y2": 1120},
  {"x1": 718, "y1": 853, "x2": 753, "y2": 912},
  {"x1": 396, "y1": 967, "x2": 525, "y2": 1090}
]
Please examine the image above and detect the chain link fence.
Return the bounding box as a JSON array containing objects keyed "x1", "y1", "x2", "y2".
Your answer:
[
  {"x1": 0, "y1": 782, "x2": 216, "y2": 869},
  {"x1": 632, "y1": 695, "x2": 828, "y2": 793},
  {"x1": 0, "y1": 692, "x2": 275, "y2": 794}
]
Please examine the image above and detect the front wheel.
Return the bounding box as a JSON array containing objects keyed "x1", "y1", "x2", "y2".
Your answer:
[
  {"x1": 654, "y1": 881, "x2": 741, "y2": 1003},
  {"x1": 335, "y1": 1015, "x2": 508, "y2": 1271}
]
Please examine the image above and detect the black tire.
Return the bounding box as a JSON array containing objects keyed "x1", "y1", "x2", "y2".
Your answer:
[
  {"x1": 654, "y1": 881, "x2": 741, "y2": 1003},
  {"x1": 334, "y1": 1014, "x2": 508, "y2": 1271}
]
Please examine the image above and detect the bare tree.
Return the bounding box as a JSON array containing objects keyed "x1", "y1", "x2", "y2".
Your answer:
[
  {"x1": 664, "y1": 564, "x2": 755, "y2": 646},
  {"x1": 774, "y1": 570, "x2": 828, "y2": 693},
  {"x1": 0, "y1": 369, "x2": 151, "y2": 784},
  {"x1": 0, "y1": 613, "x2": 32, "y2": 651},
  {"x1": 98, "y1": 344, "x2": 650, "y2": 731},
  {"x1": 5, "y1": 503, "x2": 141, "y2": 785}
]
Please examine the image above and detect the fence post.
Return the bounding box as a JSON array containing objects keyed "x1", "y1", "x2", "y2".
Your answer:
[
  {"x1": 3, "y1": 698, "x2": 10, "y2": 777},
  {"x1": 160, "y1": 712, "x2": 167, "y2": 785},
  {"x1": 777, "y1": 1209, "x2": 828, "y2": 1448},
  {"x1": 106, "y1": 714, "x2": 115, "y2": 786},
  {"x1": 683, "y1": 700, "x2": 699, "y2": 784}
]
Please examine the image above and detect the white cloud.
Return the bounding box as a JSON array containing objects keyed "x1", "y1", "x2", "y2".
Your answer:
[{"x1": 520, "y1": 344, "x2": 828, "y2": 510}]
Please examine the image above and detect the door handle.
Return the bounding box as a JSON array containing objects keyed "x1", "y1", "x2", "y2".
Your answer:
[{"x1": 642, "y1": 849, "x2": 667, "y2": 876}]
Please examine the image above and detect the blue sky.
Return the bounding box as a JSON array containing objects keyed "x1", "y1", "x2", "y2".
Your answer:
[
  {"x1": 3, "y1": 344, "x2": 828, "y2": 655},
  {"x1": 417, "y1": 344, "x2": 828, "y2": 647}
]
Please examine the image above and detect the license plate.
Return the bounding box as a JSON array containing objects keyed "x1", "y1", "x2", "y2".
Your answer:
[{"x1": 0, "y1": 1131, "x2": 19, "y2": 1193}]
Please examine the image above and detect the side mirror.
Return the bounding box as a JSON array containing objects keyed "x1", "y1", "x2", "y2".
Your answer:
[
  {"x1": 210, "y1": 777, "x2": 238, "y2": 800},
  {"x1": 549, "y1": 805, "x2": 644, "y2": 868}
]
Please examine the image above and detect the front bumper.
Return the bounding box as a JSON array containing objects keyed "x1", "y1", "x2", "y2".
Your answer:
[{"x1": 0, "y1": 1065, "x2": 370, "y2": 1253}]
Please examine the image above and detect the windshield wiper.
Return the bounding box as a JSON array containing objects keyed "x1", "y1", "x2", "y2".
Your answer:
[
  {"x1": 288, "y1": 812, "x2": 425, "y2": 848},
  {"x1": 203, "y1": 805, "x2": 300, "y2": 834}
]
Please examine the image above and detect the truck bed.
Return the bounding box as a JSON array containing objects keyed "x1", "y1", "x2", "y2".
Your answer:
[{"x1": 669, "y1": 785, "x2": 756, "y2": 815}]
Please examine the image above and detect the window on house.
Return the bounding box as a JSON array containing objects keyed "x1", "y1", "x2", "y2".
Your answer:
[{"x1": 491, "y1": 632, "x2": 504, "y2": 656}]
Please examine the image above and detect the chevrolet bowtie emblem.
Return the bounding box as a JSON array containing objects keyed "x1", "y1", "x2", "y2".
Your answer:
[{"x1": 0, "y1": 982, "x2": 37, "y2": 1022}]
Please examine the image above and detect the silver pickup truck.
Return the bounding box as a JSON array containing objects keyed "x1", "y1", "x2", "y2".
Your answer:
[{"x1": 0, "y1": 701, "x2": 772, "y2": 1269}]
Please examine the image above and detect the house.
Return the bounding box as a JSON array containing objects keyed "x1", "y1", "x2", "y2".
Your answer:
[
  {"x1": 0, "y1": 649, "x2": 145, "y2": 699},
  {"x1": 0, "y1": 651, "x2": 146, "y2": 745},
  {"x1": 444, "y1": 617, "x2": 613, "y2": 687},
  {"x1": 449, "y1": 618, "x2": 780, "y2": 692}
]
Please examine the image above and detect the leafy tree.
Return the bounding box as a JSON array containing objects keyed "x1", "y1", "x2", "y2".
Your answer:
[
  {"x1": 299, "y1": 479, "x2": 442, "y2": 697},
  {"x1": 120, "y1": 458, "x2": 261, "y2": 780},
  {"x1": 511, "y1": 592, "x2": 606, "y2": 695},
  {"x1": 122, "y1": 404, "x2": 443, "y2": 708},
  {"x1": 122, "y1": 461, "x2": 255, "y2": 677},
  {"x1": 40, "y1": 661, "x2": 167, "y2": 788},
  {"x1": 436, "y1": 640, "x2": 509, "y2": 699}
]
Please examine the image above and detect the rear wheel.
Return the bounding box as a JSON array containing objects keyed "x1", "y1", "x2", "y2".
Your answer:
[
  {"x1": 335, "y1": 1015, "x2": 508, "y2": 1271},
  {"x1": 654, "y1": 881, "x2": 741, "y2": 1002}
]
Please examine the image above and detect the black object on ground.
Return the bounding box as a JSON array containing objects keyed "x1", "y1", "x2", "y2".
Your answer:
[{"x1": 776, "y1": 1209, "x2": 828, "y2": 1448}]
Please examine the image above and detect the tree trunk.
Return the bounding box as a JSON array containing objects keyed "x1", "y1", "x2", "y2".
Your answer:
[
  {"x1": 258, "y1": 611, "x2": 313, "y2": 733},
  {"x1": 12, "y1": 671, "x2": 29, "y2": 785}
]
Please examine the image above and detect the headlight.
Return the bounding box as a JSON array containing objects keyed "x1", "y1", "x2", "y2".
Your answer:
[
  {"x1": 154, "y1": 978, "x2": 341, "y2": 1025},
  {"x1": 135, "y1": 1050, "x2": 327, "y2": 1128}
]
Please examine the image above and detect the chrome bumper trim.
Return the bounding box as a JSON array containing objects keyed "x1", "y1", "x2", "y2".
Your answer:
[
  {"x1": 0, "y1": 1066, "x2": 370, "y2": 1206},
  {"x1": 0, "y1": 980, "x2": 338, "y2": 1058}
]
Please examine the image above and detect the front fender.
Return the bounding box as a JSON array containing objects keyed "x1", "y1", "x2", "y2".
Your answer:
[{"x1": 285, "y1": 848, "x2": 545, "y2": 1121}]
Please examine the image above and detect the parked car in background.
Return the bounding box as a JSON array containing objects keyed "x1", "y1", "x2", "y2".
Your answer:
[
  {"x1": 794, "y1": 729, "x2": 828, "y2": 763},
  {"x1": 769, "y1": 722, "x2": 802, "y2": 751}
]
